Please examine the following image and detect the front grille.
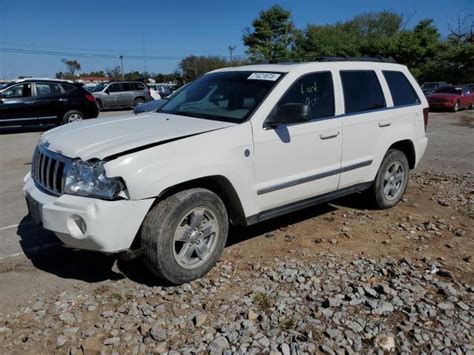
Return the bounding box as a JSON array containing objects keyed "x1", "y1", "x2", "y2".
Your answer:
[
  {"x1": 429, "y1": 98, "x2": 446, "y2": 103},
  {"x1": 31, "y1": 145, "x2": 71, "y2": 195}
]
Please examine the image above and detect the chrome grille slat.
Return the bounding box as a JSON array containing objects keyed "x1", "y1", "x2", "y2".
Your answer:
[
  {"x1": 31, "y1": 145, "x2": 71, "y2": 196},
  {"x1": 52, "y1": 161, "x2": 59, "y2": 193},
  {"x1": 39, "y1": 154, "x2": 46, "y2": 184},
  {"x1": 45, "y1": 158, "x2": 52, "y2": 187}
]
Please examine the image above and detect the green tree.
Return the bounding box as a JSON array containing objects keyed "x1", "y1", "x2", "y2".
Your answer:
[
  {"x1": 243, "y1": 5, "x2": 295, "y2": 62},
  {"x1": 179, "y1": 55, "x2": 228, "y2": 82},
  {"x1": 61, "y1": 59, "x2": 81, "y2": 78}
]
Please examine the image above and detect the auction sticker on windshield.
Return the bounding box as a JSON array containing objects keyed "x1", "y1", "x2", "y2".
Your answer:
[{"x1": 248, "y1": 72, "x2": 281, "y2": 81}]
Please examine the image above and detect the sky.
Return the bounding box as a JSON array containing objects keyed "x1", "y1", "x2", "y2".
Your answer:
[{"x1": 0, "y1": 0, "x2": 472, "y2": 79}]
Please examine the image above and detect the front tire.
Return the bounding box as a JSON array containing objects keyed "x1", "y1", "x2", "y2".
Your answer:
[
  {"x1": 370, "y1": 149, "x2": 409, "y2": 209},
  {"x1": 63, "y1": 110, "x2": 84, "y2": 124},
  {"x1": 141, "y1": 188, "x2": 229, "y2": 285}
]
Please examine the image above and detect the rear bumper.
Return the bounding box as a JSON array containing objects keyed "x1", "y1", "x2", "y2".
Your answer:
[
  {"x1": 428, "y1": 101, "x2": 455, "y2": 109},
  {"x1": 84, "y1": 103, "x2": 99, "y2": 118},
  {"x1": 415, "y1": 136, "x2": 428, "y2": 167},
  {"x1": 23, "y1": 174, "x2": 154, "y2": 253}
]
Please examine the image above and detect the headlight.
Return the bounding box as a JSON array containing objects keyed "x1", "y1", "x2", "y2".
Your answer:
[{"x1": 64, "y1": 160, "x2": 125, "y2": 200}]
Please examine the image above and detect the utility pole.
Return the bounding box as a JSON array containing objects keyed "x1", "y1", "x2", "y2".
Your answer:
[
  {"x1": 117, "y1": 55, "x2": 124, "y2": 80},
  {"x1": 228, "y1": 45, "x2": 236, "y2": 66}
]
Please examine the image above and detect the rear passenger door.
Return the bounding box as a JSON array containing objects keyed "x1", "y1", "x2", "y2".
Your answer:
[
  {"x1": 338, "y1": 70, "x2": 388, "y2": 189},
  {"x1": 33, "y1": 82, "x2": 65, "y2": 121},
  {"x1": 122, "y1": 83, "x2": 136, "y2": 106}
]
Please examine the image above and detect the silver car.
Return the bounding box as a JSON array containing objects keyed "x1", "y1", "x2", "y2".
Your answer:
[{"x1": 92, "y1": 81, "x2": 151, "y2": 110}]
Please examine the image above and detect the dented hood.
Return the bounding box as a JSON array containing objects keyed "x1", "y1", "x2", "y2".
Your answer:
[{"x1": 42, "y1": 112, "x2": 235, "y2": 160}]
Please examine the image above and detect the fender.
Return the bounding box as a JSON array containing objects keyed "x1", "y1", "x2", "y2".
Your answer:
[{"x1": 105, "y1": 122, "x2": 258, "y2": 217}]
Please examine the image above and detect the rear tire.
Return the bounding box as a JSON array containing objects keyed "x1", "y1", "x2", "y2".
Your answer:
[
  {"x1": 134, "y1": 97, "x2": 145, "y2": 107},
  {"x1": 141, "y1": 188, "x2": 228, "y2": 285},
  {"x1": 369, "y1": 149, "x2": 409, "y2": 209},
  {"x1": 63, "y1": 110, "x2": 85, "y2": 124}
]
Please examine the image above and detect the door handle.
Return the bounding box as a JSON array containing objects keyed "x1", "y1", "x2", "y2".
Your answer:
[
  {"x1": 58, "y1": 98, "x2": 68, "y2": 102},
  {"x1": 378, "y1": 121, "x2": 391, "y2": 127},
  {"x1": 319, "y1": 131, "x2": 340, "y2": 140},
  {"x1": 24, "y1": 101, "x2": 34, "y2": 105}
]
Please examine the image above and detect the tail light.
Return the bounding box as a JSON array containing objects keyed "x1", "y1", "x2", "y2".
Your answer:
[
  {"x1": 423, "y1": 107, "x2": 429, "y2": 130},
  {"x1": 85, "y1": 93, "x2": 95, "y2": 103},
  {"x1": 147, "y1": 88, "x2": 151, "y2": 97}
]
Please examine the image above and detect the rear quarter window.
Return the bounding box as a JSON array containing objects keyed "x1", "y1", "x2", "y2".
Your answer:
[
  {"x1": 383, "y1": 71, "x2": 420, "y2": 107},
  {"x1": 340, "y1": 70, "x2": 386, "y2": 114},
  {"x1": 61, "y1": 84, "x2": 77, "y2": 92}
]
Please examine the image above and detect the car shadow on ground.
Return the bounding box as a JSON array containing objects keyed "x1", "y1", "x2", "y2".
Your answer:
[
  {"x1": 0, "y1": 124, "x2": 55, "y2": 135},
  {"x1": 16, "y1": 191, "x2": 373, "y2": 286},
  {"x1": 16, "y1": 215, "x2": 125, "y2": 283}
]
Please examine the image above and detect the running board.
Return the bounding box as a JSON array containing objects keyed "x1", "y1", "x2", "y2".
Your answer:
[{"x1": 246, "y1": 182, "x2": 372, "y2": 226}]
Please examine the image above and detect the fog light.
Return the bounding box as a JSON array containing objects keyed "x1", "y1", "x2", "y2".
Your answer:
[{"x1": 67, "y1": 214, "x2": 87, "y2": 239}]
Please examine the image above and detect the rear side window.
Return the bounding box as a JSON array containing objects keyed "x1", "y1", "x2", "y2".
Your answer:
[
  {"x1": 134, "y1": 83, "x2": 145, "y2": 90},
  {"x1": 341, "y1": 70, "x2": 386, "y2": 114},
  {"x1": 61, "y1": 84, "x2": 76, "y2": 92},
  {"x1": 122, "y1": 83, "x2": 134, "y2": 91},
  {"x1": 383, "y1": 71, "x2": 420, "y2": 106},
  {"x1": 35, "y1": 83, "x2": 63, "y2": 96},
  {"x1": 277, "y1": 71, "x2": 335, "y2": 120}
]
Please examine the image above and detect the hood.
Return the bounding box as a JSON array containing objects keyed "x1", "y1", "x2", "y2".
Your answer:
[
  {"x1": 427, "y1": 93, "x2": 459, "y2": 100},
  {"x1": 42, "y1": 112, "x2": 235, "y2": 160}
]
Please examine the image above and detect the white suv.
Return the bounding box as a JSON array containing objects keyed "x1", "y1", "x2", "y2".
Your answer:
[{"x1": 23, "y1": 60, "x2": 428, "y2": 284}]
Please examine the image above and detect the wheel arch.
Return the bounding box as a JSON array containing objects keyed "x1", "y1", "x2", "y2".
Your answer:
[
  {"x1": 155, "y1": 175, "x2": 247, "y2": 226},
  {"x1": 388, "y1": 139, "x2": 416, "y2": 169}
]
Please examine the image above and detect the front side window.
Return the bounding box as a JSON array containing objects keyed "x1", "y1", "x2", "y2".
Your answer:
[
  {"x1": 341, "y1": 70, "x2": 386, "y2": 114},
  {"x1": 276, "y1": 71, "x2": 335, "y2": 120},
  {"x1": 159, "y1": 71, "x2": 283, "y2": 123},
  {"x1": 2, "y1": 83, "x2": 32, "y2": 98},
  {"x1": 383, "y1": 71, "x2": 420, "y2": 107},
  {"x1": 35, "y1": 83, "x2": 63, "y2": 96}
]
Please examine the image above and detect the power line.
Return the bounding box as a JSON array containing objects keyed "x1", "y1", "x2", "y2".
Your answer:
[
  {"x1": 0, "y1": 41, "x2": 233, "y2": 56},
  {"x1": 0, "y1": 47, "x2": 246, "y2": 61}
]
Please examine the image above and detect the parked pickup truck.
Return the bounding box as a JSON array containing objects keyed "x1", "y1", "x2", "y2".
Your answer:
[{"x1": 23, "y1": 59, "x2": 428, "y2": 284}]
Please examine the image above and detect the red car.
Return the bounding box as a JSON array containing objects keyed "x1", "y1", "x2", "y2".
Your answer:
[{"x1": 426, "y1": 85, "x2": 474, "y2": 112}]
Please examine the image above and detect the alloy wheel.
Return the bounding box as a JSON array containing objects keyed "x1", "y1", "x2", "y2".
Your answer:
[{"x1": 173, "y1": 207, "x2": 219, "y2": 269}]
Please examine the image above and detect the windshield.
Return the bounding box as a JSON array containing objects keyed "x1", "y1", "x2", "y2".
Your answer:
[
  {"x1": 158, "y1": 71, "x2": 283, "y2": 123},
  {"x1": 91, "y1": 83, "x2": 107, "y2": 92},
  {"x1": 422, "y1": 83, "x2": 437, "y2": 90},
  {"x1": 435, "y1": 86, "x2": 462, "y2": 95}
]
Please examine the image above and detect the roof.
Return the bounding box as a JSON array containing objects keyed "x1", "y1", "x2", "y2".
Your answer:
[
  {"x1": 212, "y1": 60, "x2": 407, "y2": 75},
  {"x1": 14, "y1": 77, "x2": 75, "y2": 84}
]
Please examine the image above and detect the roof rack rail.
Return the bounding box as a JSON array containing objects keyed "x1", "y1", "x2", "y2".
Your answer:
[{"x1": 317, "y1": 56, "x2": 397, "y2": 63}]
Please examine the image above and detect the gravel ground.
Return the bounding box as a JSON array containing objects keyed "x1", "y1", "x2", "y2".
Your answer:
[
  {"x1": 0, "y1": 171, "x2": 472, "y2": 354},
  {"x1": 0, "y1": 110, "x2": 472, "y2": 354}
]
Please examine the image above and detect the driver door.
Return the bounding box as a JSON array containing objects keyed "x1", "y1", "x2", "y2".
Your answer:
[
  {"x1": 252, "y1": 71, "x2": 343, "y2": 212},
  {"x1": 0, "y1": 83, "x2": 37, "y2": 124}
]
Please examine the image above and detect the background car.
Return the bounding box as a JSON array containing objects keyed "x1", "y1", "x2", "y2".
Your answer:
[
  {"x1": 92, "y1": 81, "x2": 152, "y2": 110},
  {"x1": 421, "y1": 81, "x2": 449, "y2": 96},
  {"x1": 426, "y1": 85, "x2": 474, "y2": 112},
  {"x1": 0, "y1": 78, "x2": 99, "y2": 126},
  {"x1": 134, "y1": 83, "x2": 188, "y2": 114}
]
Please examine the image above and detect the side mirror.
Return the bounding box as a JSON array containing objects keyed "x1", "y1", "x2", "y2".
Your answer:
[
  {"x1": 104, "y1": 89, "x2": 110, "y2": 94},
  {"x1": 265, "y1": 103, "x2": 311, "y2": 128}
]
